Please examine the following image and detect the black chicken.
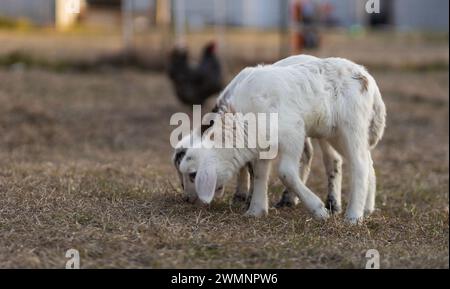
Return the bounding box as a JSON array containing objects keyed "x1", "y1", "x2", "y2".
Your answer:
[{"x1": 168, "y1": 42, "x2": 223, "y2": 105}]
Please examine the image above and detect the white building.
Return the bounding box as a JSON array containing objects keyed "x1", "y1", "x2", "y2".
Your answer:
[
  {"x1": 0, "y1": 0, "x2": 448, "y2": 31},
  {"x1": 392, "y1": 0, "x2": 449, "y2": 31},
  {"x1": 323, "y1": 0, "x2": 448, "y2": 31},
  {"x1": 177, "y1": 0, "x2": 449, "y2": 31},
  {"x1": 176, "y1": 0, "x2": 285, "y2": 29},
  {"x1": 0, "y1": 0, "x2": 85, "y2": 30}
]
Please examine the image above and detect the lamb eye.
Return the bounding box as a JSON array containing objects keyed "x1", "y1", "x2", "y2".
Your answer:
[{"x1": 189, "y1": 172, "x2": 197, "y2": 183}]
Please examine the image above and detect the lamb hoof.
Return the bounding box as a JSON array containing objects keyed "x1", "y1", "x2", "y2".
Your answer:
[
  {"x1": 232, "y1": 193, "x2": 248, "y2": 205},
  {"x1": 245, "y1": 207, "x2": 268, "y2": 218},
  {"x1": 345, "y1": 214, "x2": 364, "y2": 225},
  {"x1": 274, "y1": 191, "x2": 299, "y2": 208},
  {"x1": 313, "y1": 205, "x2": 330, "y2": 220},
  {"x1": 325, "y1": 196, "x2": 342, "y2": 214},
  {"x1": 364, "y1": 208, "x2": 376, "y2": 217}
]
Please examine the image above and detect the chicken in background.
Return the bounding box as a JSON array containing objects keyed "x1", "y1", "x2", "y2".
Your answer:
[{"x1": 168, "y1": 42, "x2": 223, "y2": 106}]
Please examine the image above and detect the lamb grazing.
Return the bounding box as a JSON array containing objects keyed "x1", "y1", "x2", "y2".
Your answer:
[
  {"x1": 176, "y1": 55, "x2": 386, "y2": 224},
  {"x1": 173, "y1": 126, "x2": 316, "y2": 207},
  {"x1": 173, "y1": 55, "x2": 327, "y2": 209}
]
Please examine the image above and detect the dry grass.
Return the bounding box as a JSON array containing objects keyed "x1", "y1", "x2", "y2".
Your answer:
[{"x1": 0, "y1": 31, "x2": 448, "y2": 268}]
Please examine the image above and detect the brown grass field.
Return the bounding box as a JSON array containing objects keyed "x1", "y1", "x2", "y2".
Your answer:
[{"x1": 0, "y1": 29, "x2": 448, "y2": 268}]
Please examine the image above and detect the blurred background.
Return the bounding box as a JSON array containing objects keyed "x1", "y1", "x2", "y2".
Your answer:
[
  {"x1": 0, "y1": 0, "x2": 448, "y2": 268},
  {"x1": 1, "y1": 0, "x2": 447, "y2": 153},
  {"x1": 0, "y1": 0, "x2": 448, "y2": 71}
]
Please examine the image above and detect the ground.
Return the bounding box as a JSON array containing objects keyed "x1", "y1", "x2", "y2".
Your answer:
[{"x1": 0, "y1": 29, "x2": 448, "y2": 268}]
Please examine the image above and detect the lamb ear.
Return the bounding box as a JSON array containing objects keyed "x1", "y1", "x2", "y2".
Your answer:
[{"x1": 195, "y1": 160, "x2": 217, "y2": 204}]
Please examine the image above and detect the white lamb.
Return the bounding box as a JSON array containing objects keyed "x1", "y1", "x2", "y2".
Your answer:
[
  {"x1": 173, "y1": 55, "x2": 336, "y2": 210},
  {"x1": 176, "y1": 55, "x2": 386, "y2": 223}
]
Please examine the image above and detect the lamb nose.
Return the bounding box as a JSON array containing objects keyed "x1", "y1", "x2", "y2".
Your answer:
[{"x1": 189, "y1": 172, "x2": 197, "y2": 183}]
